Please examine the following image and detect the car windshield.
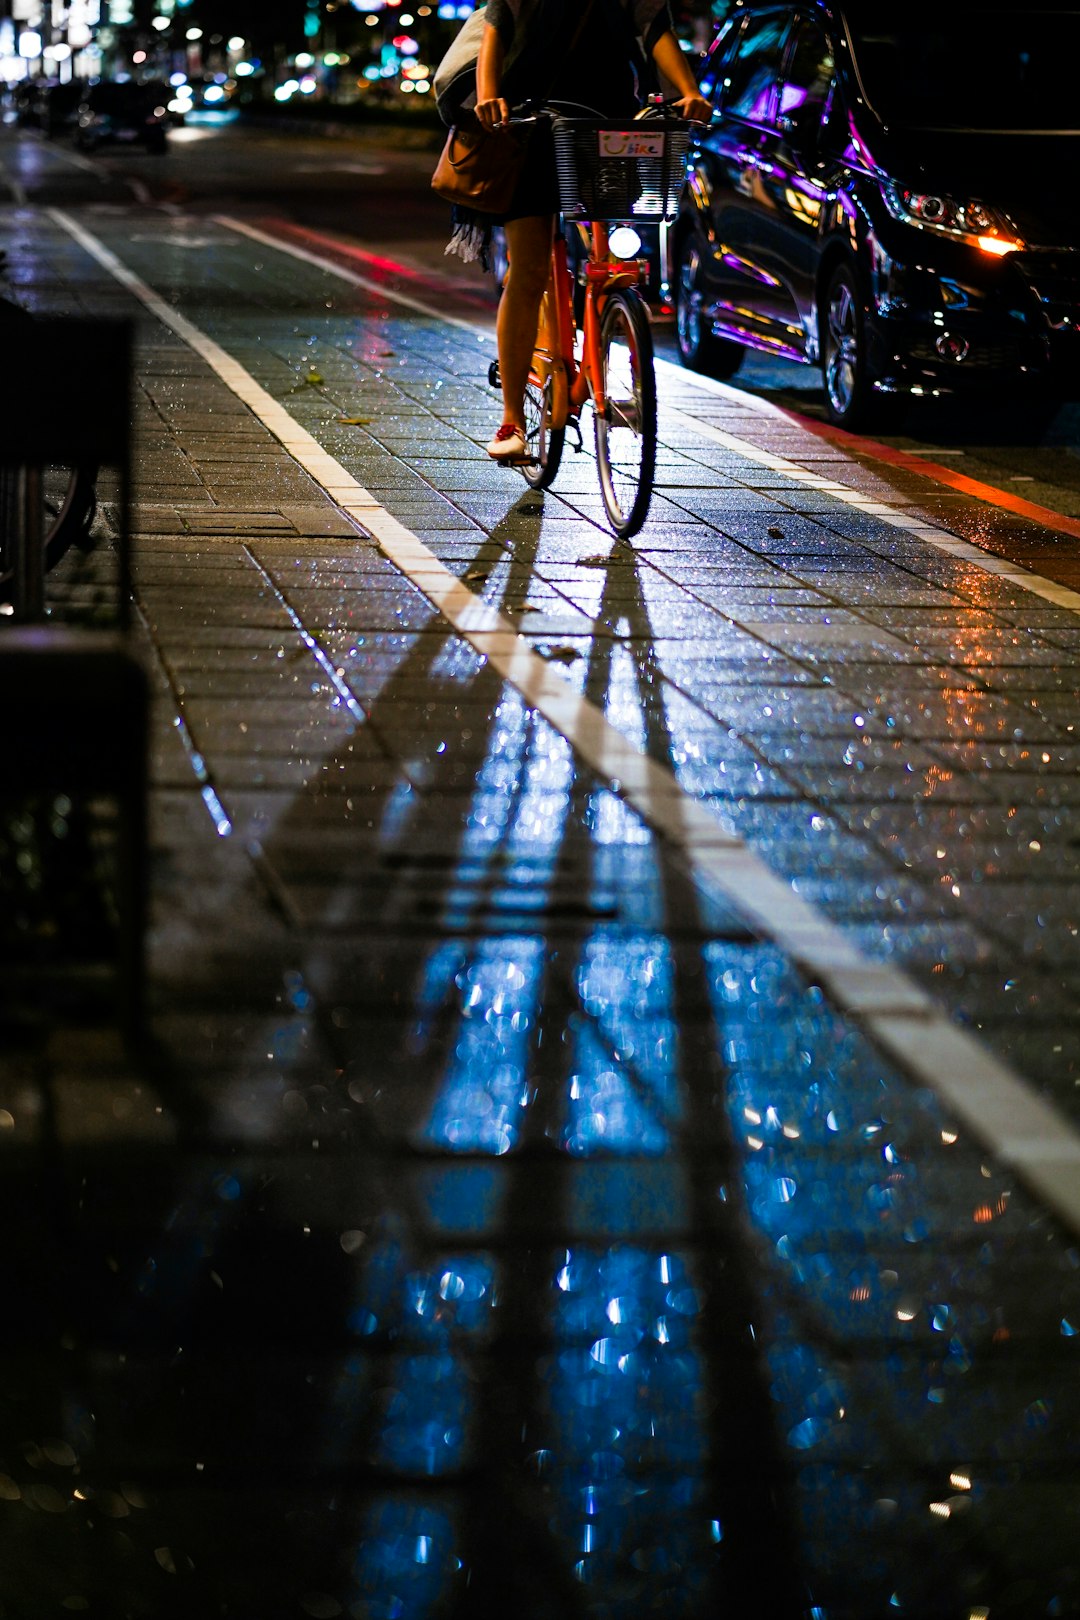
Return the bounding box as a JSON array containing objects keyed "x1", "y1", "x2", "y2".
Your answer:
[{"x1": 848, "y1": 10, "x2": 1080, "y2": 131}]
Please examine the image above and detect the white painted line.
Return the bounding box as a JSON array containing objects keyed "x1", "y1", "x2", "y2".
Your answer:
[
  {"x1": 656, "y1": 398, "x2": 1080, "y2": 618},
  {"x1": 31, "y1": 143, "x2": 111, "y2": 185},
  {"x1": 215, "y1": 214, "x2": 492, "y2": 339},
  {"x1": 49, "y1": 208, "x2": 1080, "y2": 1238}
]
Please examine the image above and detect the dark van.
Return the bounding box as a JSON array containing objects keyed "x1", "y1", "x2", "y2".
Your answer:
[{"x1": 673, "y1": 1, "x2": 1080, "y2": 426}]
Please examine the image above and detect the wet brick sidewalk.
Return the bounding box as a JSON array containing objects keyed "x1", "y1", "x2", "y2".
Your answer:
[{"x1": 2, "y1": 199, "x2": 1080, "y2": 1618}]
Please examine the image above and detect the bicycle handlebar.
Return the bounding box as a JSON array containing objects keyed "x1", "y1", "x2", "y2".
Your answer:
[{"x1": 501, "y1": 97, "x2": 707, "y2": 129}]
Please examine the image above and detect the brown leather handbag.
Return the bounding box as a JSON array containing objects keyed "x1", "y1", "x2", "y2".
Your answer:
[{"x1": 431, "y1": 122, "x2": 527, "y2": 215}]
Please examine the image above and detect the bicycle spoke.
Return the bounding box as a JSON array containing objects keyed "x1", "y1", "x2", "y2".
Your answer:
[{"x1": 523, "y1": 372, "x2": 565, "y2": 491}]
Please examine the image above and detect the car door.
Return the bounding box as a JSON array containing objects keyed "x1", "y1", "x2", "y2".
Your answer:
[
  {"x1": 689, "y1": 8, "x2": 794, "y2": 348},
  {"x1": 748, "y1": 13, "x2": 837, "y2": 356}
]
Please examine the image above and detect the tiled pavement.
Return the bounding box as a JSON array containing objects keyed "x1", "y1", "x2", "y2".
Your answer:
[{"x1": 3, "y1": 199, "x2": 1080, "y2": 1617}]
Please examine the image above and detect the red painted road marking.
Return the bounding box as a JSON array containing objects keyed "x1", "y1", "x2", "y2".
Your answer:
[
  {"x1": 776, "y1": 409, "x2": 1080, "y2": 544},
  {"x1": 254, "y1": 216, "x2": 498, "y2": 315}
]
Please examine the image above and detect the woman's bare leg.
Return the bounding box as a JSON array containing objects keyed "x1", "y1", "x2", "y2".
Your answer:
[{"x1": 497, "y1": 213, "x2": 554, "y2": 429}]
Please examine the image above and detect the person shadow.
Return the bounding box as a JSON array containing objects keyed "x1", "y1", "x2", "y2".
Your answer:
[{"x1": 228, "y1": 490, "x2": 809, "y2": 1615}]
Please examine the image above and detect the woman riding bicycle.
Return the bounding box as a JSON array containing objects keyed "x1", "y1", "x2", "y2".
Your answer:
[{"x1": 473, "y1": 0, "x2": 712, "y2": 462}]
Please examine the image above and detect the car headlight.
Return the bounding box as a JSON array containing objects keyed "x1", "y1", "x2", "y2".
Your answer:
[{"x1": 882, "y1": 184, "x2": 1024, "y2": 256}]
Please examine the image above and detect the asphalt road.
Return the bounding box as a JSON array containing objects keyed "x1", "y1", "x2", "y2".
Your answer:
[{"x1": 4, "y1": 108, "x2": 1080, "y2": 517}]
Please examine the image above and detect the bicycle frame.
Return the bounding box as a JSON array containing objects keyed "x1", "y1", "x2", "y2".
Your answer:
[{"x1": 532, "y1": 222, "x2": 646, "y2": 424}]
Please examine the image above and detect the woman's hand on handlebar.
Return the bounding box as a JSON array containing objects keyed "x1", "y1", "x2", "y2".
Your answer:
[
  {"x1": 670, "y1": 91, "x2": 713, "y2": 125},
  {"x1": 475, "y1": 95, "x2": 512, "y2": 131}
]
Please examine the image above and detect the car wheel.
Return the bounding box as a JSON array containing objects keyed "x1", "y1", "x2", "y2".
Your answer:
[
  {"x1": 820, "y1": 260, "x2": 893, "y2": 431},
  {"x1": 674, "y1": 231, "x2": 744, "y2": 380}
]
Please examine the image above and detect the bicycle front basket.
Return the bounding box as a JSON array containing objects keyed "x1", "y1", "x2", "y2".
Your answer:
[{"x1": 552, "y1": 118, "x2": 691, "y2": 222}]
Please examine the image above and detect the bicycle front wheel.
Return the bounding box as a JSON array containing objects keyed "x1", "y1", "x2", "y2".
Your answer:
[
  {"x1": 594, "y1": 289, "x2": 657, "y2": 539},
  {"x1": 523, "y1": 370, "x2": 565, "y2": 491}
]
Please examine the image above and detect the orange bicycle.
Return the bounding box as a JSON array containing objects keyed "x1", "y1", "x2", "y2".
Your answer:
[{"x1": 492, "y1": 106, "x2": 694, "y2": 540}]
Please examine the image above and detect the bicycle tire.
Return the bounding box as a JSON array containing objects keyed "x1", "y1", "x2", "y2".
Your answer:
[
  {"x1": 0, "y1": 462, "x2": 98, "y2": 603},
  {"x1": 0, "y1": 298, "x2": 99, "y2": 602},
  {"x1": 522, "y1": 369, "x2": 565, "y2": 491},
  {"x1": 594, "y1": 288, "x2": 657, "y2": 539}
]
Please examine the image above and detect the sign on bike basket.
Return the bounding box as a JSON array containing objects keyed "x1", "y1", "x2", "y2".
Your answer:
[{"x1": 597, "y1": 130, "x2": 665, "y2": 159}]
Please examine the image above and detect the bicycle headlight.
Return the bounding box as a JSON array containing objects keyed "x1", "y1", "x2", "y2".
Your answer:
[
  {"x1": 882, "y1": 184, "x2": 1024, "y2": 256},
  {"x1": 607, "y1": 226, "x2": 643, "y2": 261}
]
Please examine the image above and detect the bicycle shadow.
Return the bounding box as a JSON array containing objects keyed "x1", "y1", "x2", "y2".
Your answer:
[{"x1": 199, "y1": 491, "x2": 811, "y2": 1613}]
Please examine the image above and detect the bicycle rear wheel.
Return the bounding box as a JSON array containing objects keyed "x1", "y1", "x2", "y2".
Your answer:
[
  {"x1": 594, "y1": 288, "x2": 657, "y2": 539},
  {"x1": 522, "y1": 370, "x2": 565, "y2": 491}
]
